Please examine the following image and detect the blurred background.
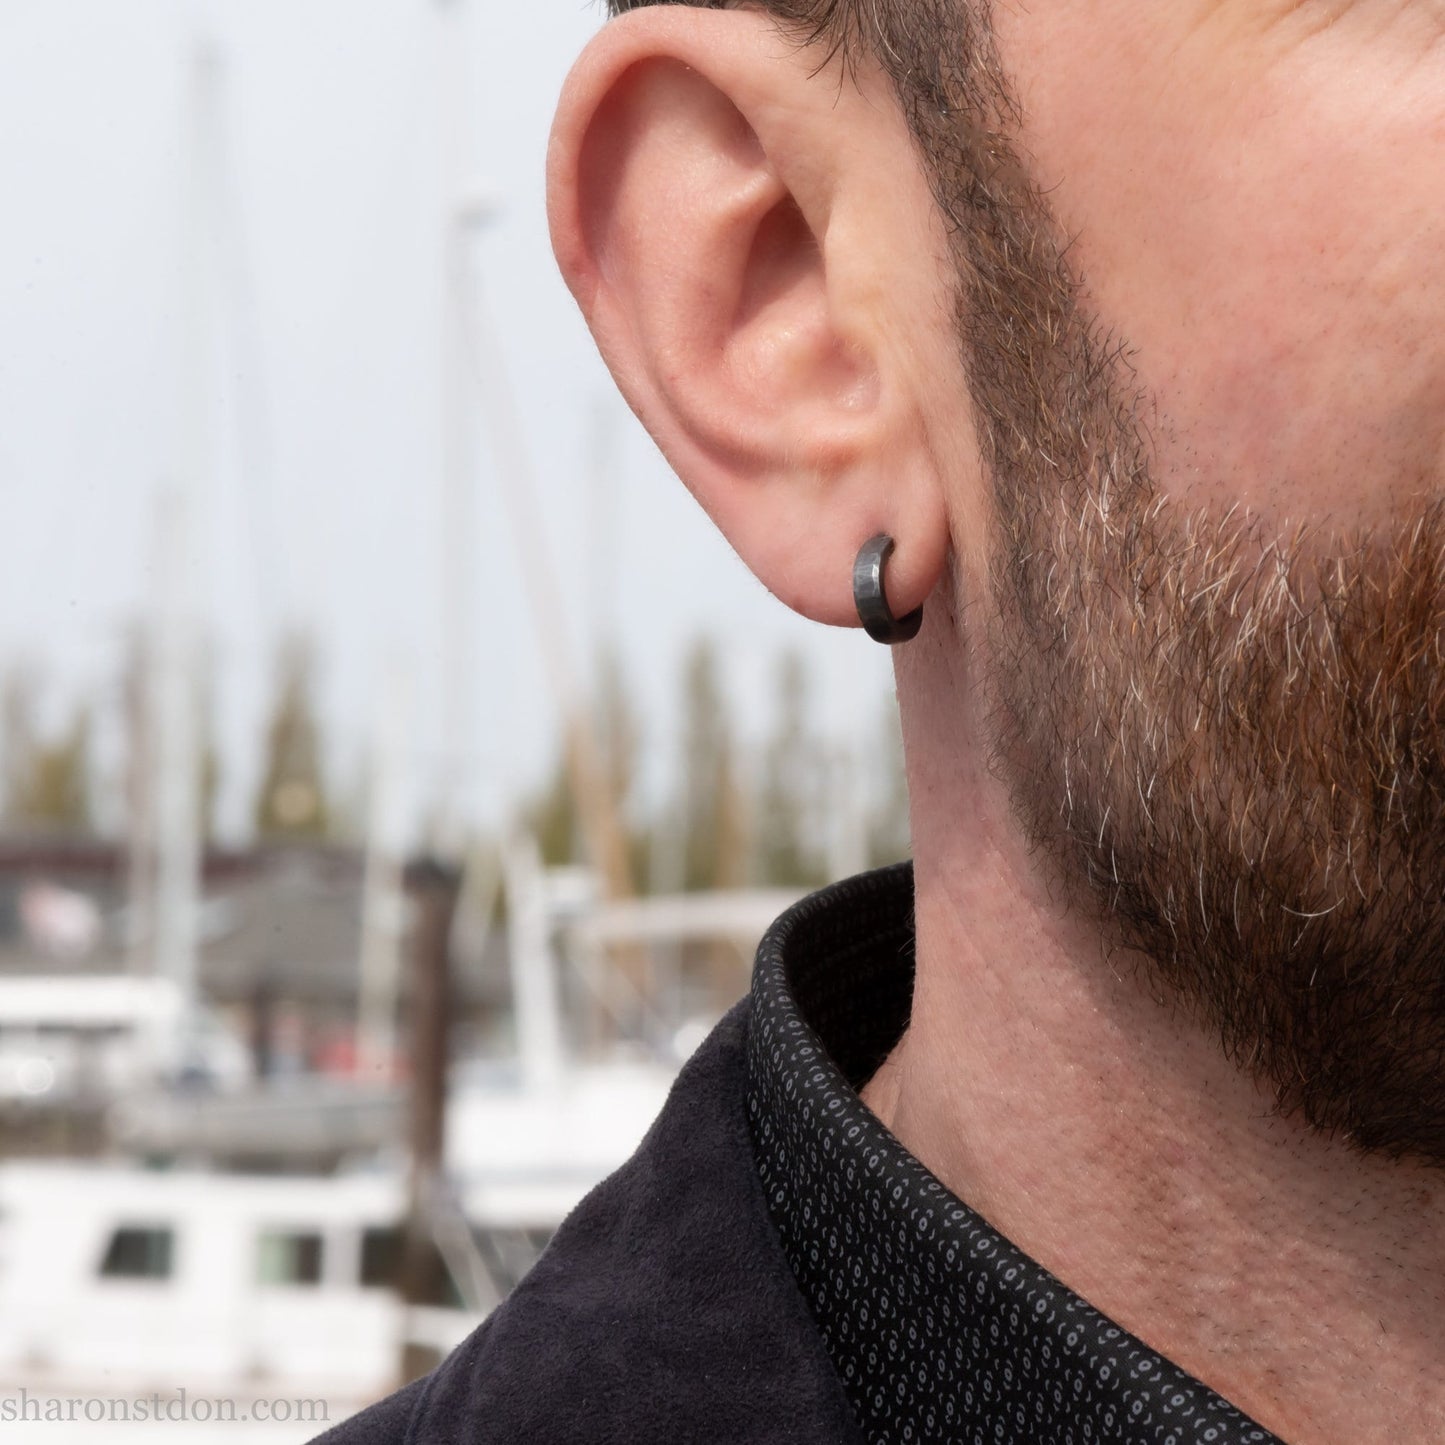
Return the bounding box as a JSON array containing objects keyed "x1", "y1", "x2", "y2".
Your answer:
[{"x1": 0, "y1": 1, "x2": 909, "y2": 1438}]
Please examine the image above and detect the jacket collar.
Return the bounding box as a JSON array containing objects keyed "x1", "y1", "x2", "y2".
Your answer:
[{"x1": 746, "y1": 863, "x2": 1282, "y2": 1445}]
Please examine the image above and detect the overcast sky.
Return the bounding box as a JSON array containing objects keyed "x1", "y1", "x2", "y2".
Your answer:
[{"x1": 0, "y1": 0, "x2": 899, "y2": 847}]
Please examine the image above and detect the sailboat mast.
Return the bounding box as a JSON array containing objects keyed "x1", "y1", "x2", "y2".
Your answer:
[
  {"x1": 154, "y1": 40, "x2": 222, "y2": 1041},
  {"x1": 433, "y1": 0, "x2": 483, "y2": 865}
]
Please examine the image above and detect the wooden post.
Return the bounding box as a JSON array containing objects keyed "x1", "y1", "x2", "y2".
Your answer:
[{"x1": 397, "y1": 855, "x2": 462, "y2": 1384}]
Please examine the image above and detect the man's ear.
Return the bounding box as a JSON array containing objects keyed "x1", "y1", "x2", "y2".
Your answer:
[{"x1": 547, "y1": 6, "x2": 951, "y2": 629}]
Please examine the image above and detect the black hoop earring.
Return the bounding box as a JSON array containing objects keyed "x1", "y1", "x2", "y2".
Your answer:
[{"x1": 853, "y1": 534, "x2": 923, "y2": 644}]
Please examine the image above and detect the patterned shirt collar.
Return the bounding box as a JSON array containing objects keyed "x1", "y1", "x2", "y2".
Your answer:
[{"x1": 745, "y1": 862, "x2": 1283, "y2": 1445}]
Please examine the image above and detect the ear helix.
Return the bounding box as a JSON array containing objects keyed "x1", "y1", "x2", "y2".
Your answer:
[{"x1": 853, "y1": 534, "x2": 923, "y2": 644}]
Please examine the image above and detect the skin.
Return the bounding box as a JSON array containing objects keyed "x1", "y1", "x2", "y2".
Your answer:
[
  {"x1": 1001, "y1": 0, "x2": 1445, "y2": 530},
  {"x1": 549, "y1": 5, "x2": 1445, "y2": 1440}
]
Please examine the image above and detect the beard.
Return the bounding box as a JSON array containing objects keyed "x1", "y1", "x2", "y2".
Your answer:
[
  {"x1": 915, "y1": 65, "x2": 1445, "y2": 1165},
  {"x1": 983, "y1": 433, "x2": 1445, "y2": 1165}
]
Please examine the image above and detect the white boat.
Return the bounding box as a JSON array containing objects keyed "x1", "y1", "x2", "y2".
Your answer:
[
  {"x1": 0, "y1": 1055, "x2": 676, "y2": 1443},
  {"x1": 0, "y1": 1164, "x2": 463, "y2": 1411},
  {"x1": 0, "y1": 976, "x2": 249, "y2": 1104}
]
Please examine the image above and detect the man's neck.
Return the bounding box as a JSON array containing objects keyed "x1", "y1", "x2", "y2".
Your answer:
[{"x1": 872, "y1": 667, "x2": 1445, "y2": 1444}]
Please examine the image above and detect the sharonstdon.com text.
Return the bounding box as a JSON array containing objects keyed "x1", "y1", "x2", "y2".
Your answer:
[{"x1": 0, "y1": 1388, "x2": 330, "y2": 1426}]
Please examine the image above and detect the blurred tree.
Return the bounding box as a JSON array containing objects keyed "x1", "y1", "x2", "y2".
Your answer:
[
  {"x1": 120, "y1": 627, "x2": 151, "y2": 842},
  {"x1": 1, "y1": 664, "x2": 41, "y2": 825},
  {"x1": 678, "y1": 639, "x2": 746, "y2": 891},
  {"x1": 525, "y1": 646, "x2": 646, "y2": 876},
  {"x1": 120, "y1": 628, "x2": 223, "y2": 848},
  {"x1": 866, "y1": 694, "x2": 912, "y2": 866},
  {"x1": 754, "y1": 650, "x2": 825, "y2": 888},
  {"x1": 713, "y1": 737, "x2": 748, "y2": 891},
  {"x1": 595, "y1": 646, "x2": 639, "y2": 826},
  {"x1": 328, "y1": 755, "x2": 369, "y2": 848},
  {"x1": 526, "y1": 737, "x2": 578, "y2": 868},
  {"x1": 5, "y1": 691, "x2": 93, "y2": 833},
  {"x1": 253, "y1": 634, "x2": 331, "y2": 840},
  {"x1": 197, "y1": 655, "x2": 221, "y2": 844}
]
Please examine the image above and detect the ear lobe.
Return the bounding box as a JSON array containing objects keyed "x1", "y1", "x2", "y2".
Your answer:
[{"x1": 548, "y1": 8, "x2": 949, "y2": 629}]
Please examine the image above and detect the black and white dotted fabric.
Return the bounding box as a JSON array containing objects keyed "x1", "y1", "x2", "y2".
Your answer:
[{"x1": 745, "y1": 863, "x2": 1283, "y2": 1445}]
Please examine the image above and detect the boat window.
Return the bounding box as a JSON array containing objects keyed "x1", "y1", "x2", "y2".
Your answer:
[
  {"x1": 257, "y1": 1229, "x2": 323, "y2": 1286},
  {"x1": 98, "y1": 1225, "x2": 174, "y2": 1280},
  {"x1": 359, "y1": 1226, "x2": 402, "y2": 1288}
]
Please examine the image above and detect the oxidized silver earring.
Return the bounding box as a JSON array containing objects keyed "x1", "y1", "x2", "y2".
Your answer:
[{"x1": 853, "y1": 533, "x2": 923, "y2": 644}]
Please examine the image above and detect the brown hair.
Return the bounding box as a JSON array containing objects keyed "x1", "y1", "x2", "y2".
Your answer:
[{"x1": 604, "y1": 0, "x2": 1007, "y2": 141}]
